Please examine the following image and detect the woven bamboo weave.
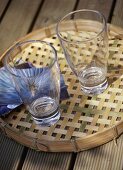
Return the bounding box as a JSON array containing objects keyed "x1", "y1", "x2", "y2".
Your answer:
[{"x1": 0, "y1": 21, "x2": 123, "y2": 152}]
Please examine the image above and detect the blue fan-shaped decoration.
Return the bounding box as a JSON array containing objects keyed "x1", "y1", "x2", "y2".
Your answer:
[
  {"x1": 0, "y1": 67, "x2": 22, "y2": 116},
  {"x1": 0, "y1": 64, "x2": 69, "y2": 116},
  {"x1": 0, "y1": 67, "x2": 22, "y2": 105}
]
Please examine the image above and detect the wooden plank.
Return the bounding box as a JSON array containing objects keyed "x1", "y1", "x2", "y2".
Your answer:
[
  {"x1": 33, "y1": 0, "x2": 77, "y2": 30},
  {"x1": 0, "y1": 133, "x2": 24, "y2": 170},
  {"x1": 111, "y1": 0, "x2": 123, "y2": 27},
  {"x1": 109, "y1": 135, "x2": 123, "y2": 170},
  {"x1": 77, "y1": 0, "x2": 114, "y2": 21},
  {"x1": 0, "y1": 0, "x2": 9, "y2": 18},
  {"x1": 73, "y1": 1, "x2": 123, "y2": 169},
  {"x1": 22, "y1": 150, "x2": 72, "y2": 170},
  {"x1": 0, "y1": 0, "x2": 42, "y2": 55},
  {"x1": 73, "y1": 134, "x2": 123, "y2": 170},
  {"x1": 0, "y1": 0, "x2": 42, "y2": 169},
  {"x1": 74, "y1": 141, "x2": 113, "y2": 170}
]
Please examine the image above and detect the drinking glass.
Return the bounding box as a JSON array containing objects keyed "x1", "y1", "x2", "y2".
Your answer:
[
  {"x1": 56, "y1": 9, "x2": 108, "y2": 95},
  {"x1": 4, "y1": 40, "x2": 60, "y2": 126}
]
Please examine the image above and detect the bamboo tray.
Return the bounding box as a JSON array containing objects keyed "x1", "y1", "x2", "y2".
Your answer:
[{"x1": 1, "y1": 21, "x2": 123, "y2": 152}]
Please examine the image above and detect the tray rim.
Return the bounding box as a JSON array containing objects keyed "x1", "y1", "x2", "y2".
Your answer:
[{"x1": 0, "y1": 22, "x2": 123, "y2": 152}]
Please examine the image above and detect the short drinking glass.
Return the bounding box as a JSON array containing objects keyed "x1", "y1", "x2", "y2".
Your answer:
[
  {"x1": 4, "y1": 40, "x2": 60, "y2": 126},
  {"x1": 56, "y1": 9, "x2": 108, "y2": 95}
]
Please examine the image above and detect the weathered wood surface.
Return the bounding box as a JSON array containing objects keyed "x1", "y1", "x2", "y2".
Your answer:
[
  {"x1": 73, "y1": 135, "x2": 123, "y2": 170},
  {"x1": 0, "y1": 0, "x2": 42, "y2": 55},
  {"x1": 22, "y1": 150, "x2": 72, "y2": 170},
  {"x1": 111, "y1": 0, "x2": 123, "y2": 27},
  {"x1": 77, "y1": 0, "x2": 114, "y2": 21},
  {"x1": 33, "y1": 0, "x2": 77, "y2": 30},
  {"x1": 73, "y1": 1, "x2": 123, "y2": 169},
  {"x1": 0, "y1": 0, "x2": 42, "y2": 170},
  {"x1": 0, "y1": 134, "x2": 24, "y2": 170},
  {"x1": 0, "y1": 0, "x2": 9, "y2": 19},
  {"x1": 0, "y1": 0, "x2": 123, "y2": 170},
  {"x1": 73, "y1": 0, "x2": 123, "y2": 169}
]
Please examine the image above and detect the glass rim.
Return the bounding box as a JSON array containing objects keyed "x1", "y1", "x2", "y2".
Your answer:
[
  {"x1": 3, "y1": 40, "x2": 58, "y2": 78},
  {"x1": 56, "y1": 9, "x2": 107, "y2": 44}
]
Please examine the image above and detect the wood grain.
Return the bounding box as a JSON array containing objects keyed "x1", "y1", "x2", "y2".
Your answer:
[
  {"x1": 22, "y1": 150, "x2": 71, "y2": 170},
  {"x1": 0, "y1": 1, "x2": 42, "y2": 169},
  {"x1": 33, "y1": 0, "x2": 77, "y2": 30},
  {"x1": 76, "y1": 0, "x2": 114, "y2": 21},
  {"x1": 0, "y1": 0, "x2": 42, "y2": 55},
  {"x1": 111, "y1": 0, "x2": 123, "y2": 27},
  {"x1": 73, "y1": 135, "x2": 123, "y2": 170},
  {"x1": 0, "y1": 133, "x2": 24, "y2": 170},
  {"x1": 71, "y1": 1, "x2": 122, "y2": 169},
  {"x1": 0, "y1": 0, "x2": 9, "y2": 19}
]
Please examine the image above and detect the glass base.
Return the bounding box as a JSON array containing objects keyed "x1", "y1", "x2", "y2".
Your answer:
[
  {"x1": 81, "y1": 79, "x2": 108, "y2": 96},
  {"x1": 32, "y1": 111, "x2": 60, "y2": 126},
  {"x1": 27, "y1": 97, "x2": 60, "y2": 126}
]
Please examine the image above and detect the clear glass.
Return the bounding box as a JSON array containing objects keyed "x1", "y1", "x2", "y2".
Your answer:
[
  {"x1": 56, "y1": 9, "x2": 108, "y2": 95},
  {"x1": 4, "y1": 40, "x2": 60, "y2": 126}
]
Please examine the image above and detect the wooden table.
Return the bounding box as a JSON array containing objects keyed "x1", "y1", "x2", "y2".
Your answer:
[{"x1": 0, "y1": 0, "x2": 123, "y2": 170}]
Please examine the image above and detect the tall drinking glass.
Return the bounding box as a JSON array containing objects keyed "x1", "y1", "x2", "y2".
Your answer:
[
  {"x1": 4, "y1": 40, "x2": 60, "y2": 126},
  {"x1": 56, "y1": 9, "x2": 108, "y2": 95}
]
